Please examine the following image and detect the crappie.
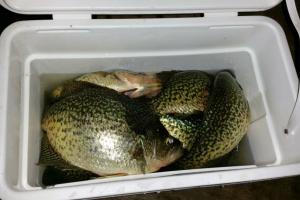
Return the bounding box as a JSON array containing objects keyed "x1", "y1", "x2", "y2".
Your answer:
[
  {"x1": 168, "y1": 72, "x2": 250, "y2": 169},
  {"x1": 149, "y1": 71, "x2": 212, "y2": 148},
  {"x1": 65, "y1": 70, "x2": 161, "y2": 98},
  {"x1": 42, "y1": 87, "x2": 183, "y2": 175},
  {"x1": 151, "y1": 71, "x2": 213, "y2": 115}
]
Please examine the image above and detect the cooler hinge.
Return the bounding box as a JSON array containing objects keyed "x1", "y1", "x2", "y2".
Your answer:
[
  {"x1": 53, "y1": 14, "x2": 92, "y2": 20},
  {"x1": 204, "y1": 12, "x2": 238, "y2": 17}
]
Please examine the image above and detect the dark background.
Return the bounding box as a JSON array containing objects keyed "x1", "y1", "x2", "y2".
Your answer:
[{"x1": 1, "y1": 1, "x2": 300, "y2": 200}]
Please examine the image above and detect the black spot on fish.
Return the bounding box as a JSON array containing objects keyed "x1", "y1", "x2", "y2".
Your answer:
[
  {"x1": 84, "y1": 135, "x2": 93, "y2": 140},
  {"x1": 73, "y1": 131, "x2": 82, "y2": 135}
]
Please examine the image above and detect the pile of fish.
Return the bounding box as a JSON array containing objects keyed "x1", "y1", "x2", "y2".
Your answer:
[{"x1": 40, "y1": 70, "x2": 250, "y2": 186}]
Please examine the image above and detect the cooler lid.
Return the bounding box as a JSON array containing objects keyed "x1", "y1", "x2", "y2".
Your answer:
[{"x1": 1, "y1": 0, "x2": 283, "y2": 14}]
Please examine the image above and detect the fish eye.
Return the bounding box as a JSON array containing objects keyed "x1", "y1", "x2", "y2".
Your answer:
[{"x1": 165, "y1": 137, "x2": 174, "y2": 145}]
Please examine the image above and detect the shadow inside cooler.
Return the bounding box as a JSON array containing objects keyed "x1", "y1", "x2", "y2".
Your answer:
[{"x1": 4, "y1": 19, "x2": 297, "y2": 189}]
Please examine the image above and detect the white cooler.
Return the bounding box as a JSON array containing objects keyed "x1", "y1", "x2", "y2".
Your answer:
[{"x1": 1, "y1": 0, "x2": 300, "y2": 199}]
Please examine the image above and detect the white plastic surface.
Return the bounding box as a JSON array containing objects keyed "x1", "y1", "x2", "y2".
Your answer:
[
  {"x1": 1, "y1": 0, "x2": 283, "y2": 14},
  {"x1": 0, "y1": 16, "x2": 300, "y2": 199},
  {"x1": 286, "y1": 0, "x2": 300, "y2": 38}
]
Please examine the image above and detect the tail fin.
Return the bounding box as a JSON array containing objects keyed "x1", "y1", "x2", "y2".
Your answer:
[{"x1": 42, "y1": 166, "x2": 97, "y2": 186}]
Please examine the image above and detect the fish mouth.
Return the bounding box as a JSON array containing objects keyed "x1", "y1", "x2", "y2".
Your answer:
[{"x1": 145, "y1": 147, "x2": 183, "y2": 173}]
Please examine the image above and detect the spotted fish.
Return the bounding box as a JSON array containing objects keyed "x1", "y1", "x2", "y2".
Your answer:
[
  {"x1": 149, "y1": 71, "x2": 212, "y2": 148},
  {"x1": 169, "y1": 71, "x2": 250, "y2": 169},
  {"x1": 50, "y1": 70, "x2": 162, "y2": 102},
  {"x1": 42, "y1": 86, "x2": 183, "y2": 176}
]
